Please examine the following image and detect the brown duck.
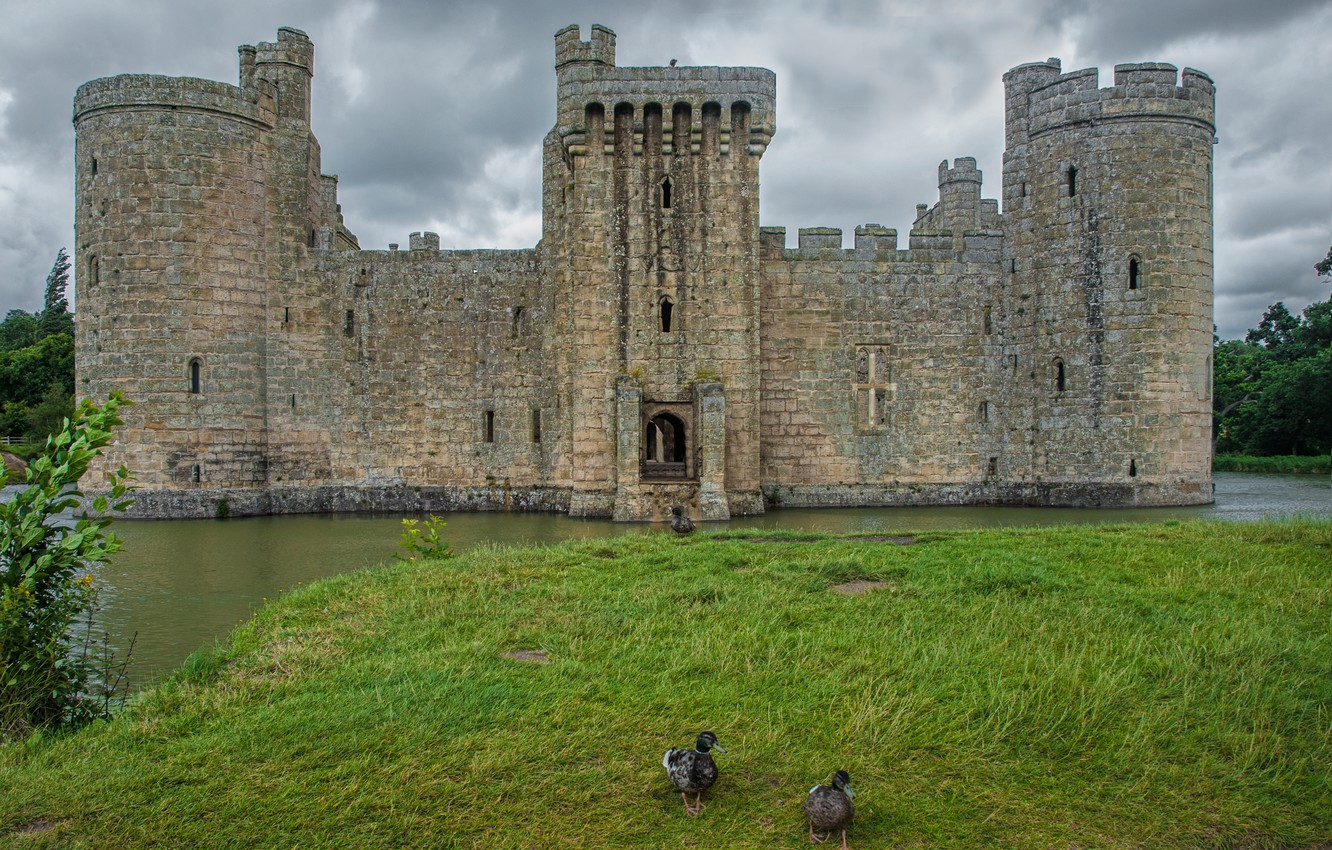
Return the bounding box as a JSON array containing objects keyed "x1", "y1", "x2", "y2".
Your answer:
[{"x1": 804, "y1": 769, "x2": 855, "y2": 847}]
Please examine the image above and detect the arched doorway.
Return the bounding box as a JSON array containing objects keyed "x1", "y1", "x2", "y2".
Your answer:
[{"x1": 643, "y1": 409, "x2": 689, "y2": 479}]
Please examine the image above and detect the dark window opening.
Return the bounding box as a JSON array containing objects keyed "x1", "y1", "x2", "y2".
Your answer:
[
  {"x1": 643, "y1": 412, "x2": 688, "y2": 478},
  {"x1": 513, "y1": 306, "x2": 526, "y2": 337},
  {"x1": 983, "y1": 305, "x2": 993, "y2": 335},
  {"x1": 308, "y1": 229, "x2": 317, "y2": 248},
  {"x1": 987, "y1": 457, "x2": 998, "y2": 477},
  {"x1": 1129, "y1": 458, "x2": 1138, "y2": 478},
  {"x1": 191, "y1": 463, "x2": 202, "y2": 483},
  {"x1": 188, "y1": 358, "x2": 202, "y2": 394},
  {"x1": 344, "y1": 310, "x2": 355, "y2": 336},
  {"x1": 483, "y1": 410, "x2": 495, "y2": 443},
  {"x1": 980, "y1": 400, "x2": 990, "y2": 422},
  {"x1": 661, "y1": 177, "x2": 672, "y2": 209},
  {"x1": 1010, "y1": 259, "x2": 1017, "y2": 274},
  {"x1": 660, "y1": 296, "x2": 674, "y2": 333},
  {"x1": 1055, "y1": 358, "x2": 1067, "y2": 392},
  {"x1": 1067, "y1": 165, "x2": 1078, "y2": 197},
  {"x1": 290, "y1": 393, "x2": 296, "y2": 408},
  {"x1": 1011, "y1": 353, "x2": 1019, "y2": 370},
  {"x1": 89, "y1": 255, "x2": 99, "y2": 285},
  {"x1": 1129, "y1": 256, "x2": 1141, "y2": 290},
  {"x1": 91, "y1": 157, "x2": 98, "y2": 176},
  {"x1": 283, "y1": 307, "x2": 290, "y2": 323},
  {"x1": 531, "y1": 409, "x2": 542, "y2": 443}
]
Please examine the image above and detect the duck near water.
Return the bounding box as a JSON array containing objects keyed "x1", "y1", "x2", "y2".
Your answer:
[
  {"x1": 663, "y1": 731, "x2": 725, "y2": 815},
  {"x1": 804, "y1": 769, "x2": 856, "y2": 847},
  {"x1": 669, "y1": 506, "x2": 695, "y2": 535}
]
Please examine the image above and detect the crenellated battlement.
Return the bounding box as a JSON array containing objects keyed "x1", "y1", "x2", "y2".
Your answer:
[
  {"x1": 555, "y1": 24, "x2": 775, "y2": 158},
  {"x1": 555, "y1": 23, "x2": 616, "y2": 68},
  {"x1": 1006, "y1": 59, "x2": 1215, "y2": 143},
  {"x1": 254, "y1": 27, "x2": 314, "y2": 75}
]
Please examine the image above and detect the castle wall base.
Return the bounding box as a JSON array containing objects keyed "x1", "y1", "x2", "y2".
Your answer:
[{"x1": 764, "y1": 481, "x2": 1214, "y2": 510}]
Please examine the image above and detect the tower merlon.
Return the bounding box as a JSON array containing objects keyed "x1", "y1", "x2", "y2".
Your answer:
[
  {"x1": 256, "y1": 27, "x2": 314, "y2": 75},
  {"x1": 555, "y1": 23, "x2": 617, "y2": 68}
]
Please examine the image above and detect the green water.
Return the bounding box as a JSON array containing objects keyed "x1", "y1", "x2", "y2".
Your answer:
[{"x1": 92, "y1": 472, "x2": 1330, "y2": 685}]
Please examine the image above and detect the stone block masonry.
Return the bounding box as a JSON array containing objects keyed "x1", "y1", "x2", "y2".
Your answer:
[{"x1": 73, "y1": 27, "x2": 1215, "y2": 519}]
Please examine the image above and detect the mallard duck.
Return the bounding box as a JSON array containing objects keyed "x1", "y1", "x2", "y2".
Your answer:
[
  {"x1": 670, "y1": 506, "x2": 695, "y2": 535},
  {"x1": 662, "y1": 731, "x2": 725, "y2": 814},
  {"x1": 804, "y1": 769, "x2": 855, "y2": 847}
]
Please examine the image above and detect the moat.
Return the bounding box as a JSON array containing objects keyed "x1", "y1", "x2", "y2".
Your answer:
[{"x1": 80, "y1": 472, "x2": 1331, "y2": 687}]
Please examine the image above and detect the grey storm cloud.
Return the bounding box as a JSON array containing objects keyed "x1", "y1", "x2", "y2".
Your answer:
[{"x1": 0, "y1": 0, "x2": 1327, "y2": 341}]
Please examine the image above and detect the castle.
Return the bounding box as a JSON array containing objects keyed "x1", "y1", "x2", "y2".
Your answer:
[{"x1": 73, "y1": 25, "x2": 1216, "y2": 520}]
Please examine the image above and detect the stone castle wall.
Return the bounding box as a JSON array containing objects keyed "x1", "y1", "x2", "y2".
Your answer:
[{"x1": 73, "y1": 27, "x2": 1215, "y2": 519}]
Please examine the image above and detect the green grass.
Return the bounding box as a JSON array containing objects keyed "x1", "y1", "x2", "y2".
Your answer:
[
  {"x1": 2, "y1": 520, "x2": 1330, "y2": 848},
  {"x1": 1214, "y1": 454, "x2": 1332, "y2": 475}
]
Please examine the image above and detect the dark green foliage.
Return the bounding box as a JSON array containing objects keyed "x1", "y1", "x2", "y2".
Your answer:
[
  {"x1": 1316, "y1": 246, "x2": 1332, "y2": 278},
  {"x1": 1213, "y1": 454, "x2": 1331, "y2": 474},
  {"x1": 0, "y1": 310, "x2": 38, "y2": 353},
  {"x1": 1215, "y1": 287, "x2": 1332, "y2": 456},
  {"x1": 0, "y1": 394, "x2": 134, "y2": 740},
  {"x1": 0, "y1": 249, "x2": 78, "y2": 443}
]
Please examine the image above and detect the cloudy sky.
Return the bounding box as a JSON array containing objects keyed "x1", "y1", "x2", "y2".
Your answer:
[{"x1": 0, "y1": 0, "x2": 1327, "y2": 339}]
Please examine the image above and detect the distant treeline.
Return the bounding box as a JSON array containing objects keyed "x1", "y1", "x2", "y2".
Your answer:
[
  {"x1": 1213, "y1": 248, "x2": 1332, "y2": 458},
  {"x1": 1, "y1": 249, "x2": 75, "y2": 449}
]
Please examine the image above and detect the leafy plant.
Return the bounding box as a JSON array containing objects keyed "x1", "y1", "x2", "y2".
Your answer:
[
  {"x1": 0, "y1": 393, "x2": 134, "y2": 739},
  {"x1": 394, "y1": 515, "x2": 452, "y2": 562}
]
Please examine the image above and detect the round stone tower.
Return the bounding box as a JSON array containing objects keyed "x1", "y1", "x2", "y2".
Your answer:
[
  {"x1": 1000, "y1": 59, "x2": 1215, "y2": 504},
  {"x1": 73, "y1": 53, "x2": 279, "y2": 492}
]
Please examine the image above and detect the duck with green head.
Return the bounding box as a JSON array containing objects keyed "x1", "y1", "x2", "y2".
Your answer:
[
  {"x1": 662, "y1": 731, "x2": 725, "y2": 815},
  {"x1": 804, "y1": 769, "x2": 855, "y2": 847}
]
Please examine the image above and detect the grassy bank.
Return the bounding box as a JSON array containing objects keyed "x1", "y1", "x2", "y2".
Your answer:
[
  {"x1": 1214, "y1": 454, "x2": 1332, "y2": 475},
  {"x1": 2, "y1": 520, "x2": 1330, "y2": 848}
]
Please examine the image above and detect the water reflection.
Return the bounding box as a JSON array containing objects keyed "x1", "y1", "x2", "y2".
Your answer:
[{"x1": 87, "y1": 472, "x2": 1330, "y2": 685}]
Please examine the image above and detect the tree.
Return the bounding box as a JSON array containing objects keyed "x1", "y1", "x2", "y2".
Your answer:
[
  {"x1": 1245, "y1": 301, "x2": 1302, "y2": 360},
  {"x1": 1316, "y1": 246, "x2": 1332, "y2": 278},
  {"x1": 36, "y1": 248, "x2": 74, "y2": 340},
  {"x1": 0, "y1": 311, "x2": 38, "y2": 353}
]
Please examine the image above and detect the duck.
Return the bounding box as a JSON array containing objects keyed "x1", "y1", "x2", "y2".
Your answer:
[
  {"x1": 804, "y1": 769, "x2": 855, "y2": 847},
  {"x1": 669, "y1": 506, "x2": 695, "y2": 535},
  {"x1": 662, "y1": 731, "x2": 725, "y2": 815}
]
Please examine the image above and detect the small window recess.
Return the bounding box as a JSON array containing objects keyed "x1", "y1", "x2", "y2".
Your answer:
[
  {"x1": 290, "y1": 393, "x2": 296, "y2": 408},
  {"x1": 1128, "y1": 255, "x2": 1141, "y2": 290},
  {"x1": 190, "y1": 463, "x2": 202, "y2": 483},
  {"x1": 1129, "y1": 458, "x2": 1138, "y2": 478},
  {"x1": 987, "y1": 457, "x2": 998, "y2": 477},
  {"x1": 1067, "y1": 165, "x2": 1078, "y2": 197},
  {"x1": 660, "y1": 296, "x2": 674, "y2": 333},
  {"x1": 344, "y1": 310, "x2": 355, "y2": 336},
  {"x1": 91, "y1": 157, "x2": 98, "y2": 177},
  {"x1": 89, "y1": 255, "x2": 99, "y2": 285},
  {"x1": 983, "y1": 305, "x2": 993, "y2": 335},
  {"x1": 660, "y1": 176, "x2": 673, "y2": 210},
  {"x1": 513, "y1": 306, "x2": 526, "y2": 337},
  {"x1": 979, "y1": 400, "x2": 990, "y2": 422},
  {"x1": 483, "y1": 410, "x2": 495, "y2": 443},
  {"x1": 188, "y1": 358, "x2": 202, "y2": 395},
  {"x1": 282, "y1": 307, "x2": 290, "y2": 324},
  {"x1": 1054, "y1": 358, "x2": 1067, "y2": 392},
  {"x1": 531, "y1": 409, "x2": 542, "y2": 443},
  {"x1": 308, "y1": 228, "x2": 317, "y2": 249}
]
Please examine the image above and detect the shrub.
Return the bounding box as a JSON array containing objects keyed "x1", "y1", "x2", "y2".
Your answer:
[
  {"x1": 0, "y1": 393, "x2": 134, "y2": 739},
  {"x1": 394, "y1": 515, "x2": 452, "y2": 561}
]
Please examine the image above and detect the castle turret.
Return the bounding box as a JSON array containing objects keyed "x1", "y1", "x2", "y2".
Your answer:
[
  {"x1": 1001, "y1": 59, "x2": 1215, "y2": 504},
  {"x1": 544, "y1": 24, "x2": 777, "y2": 521},
  {"x1": 73, "y1": 66, "x2": 278, "y2": 494}
]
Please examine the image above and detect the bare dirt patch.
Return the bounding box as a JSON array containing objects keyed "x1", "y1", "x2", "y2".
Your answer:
[
  {"x1": 15, "y1": 818, "x2": 59, "y2": 836},
  {"x1": 501, "y1": 649, "x2": 549, "y2": 664},
  {"x1": 832, "y1": 580, "x2": 887, "y2": 595}
]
